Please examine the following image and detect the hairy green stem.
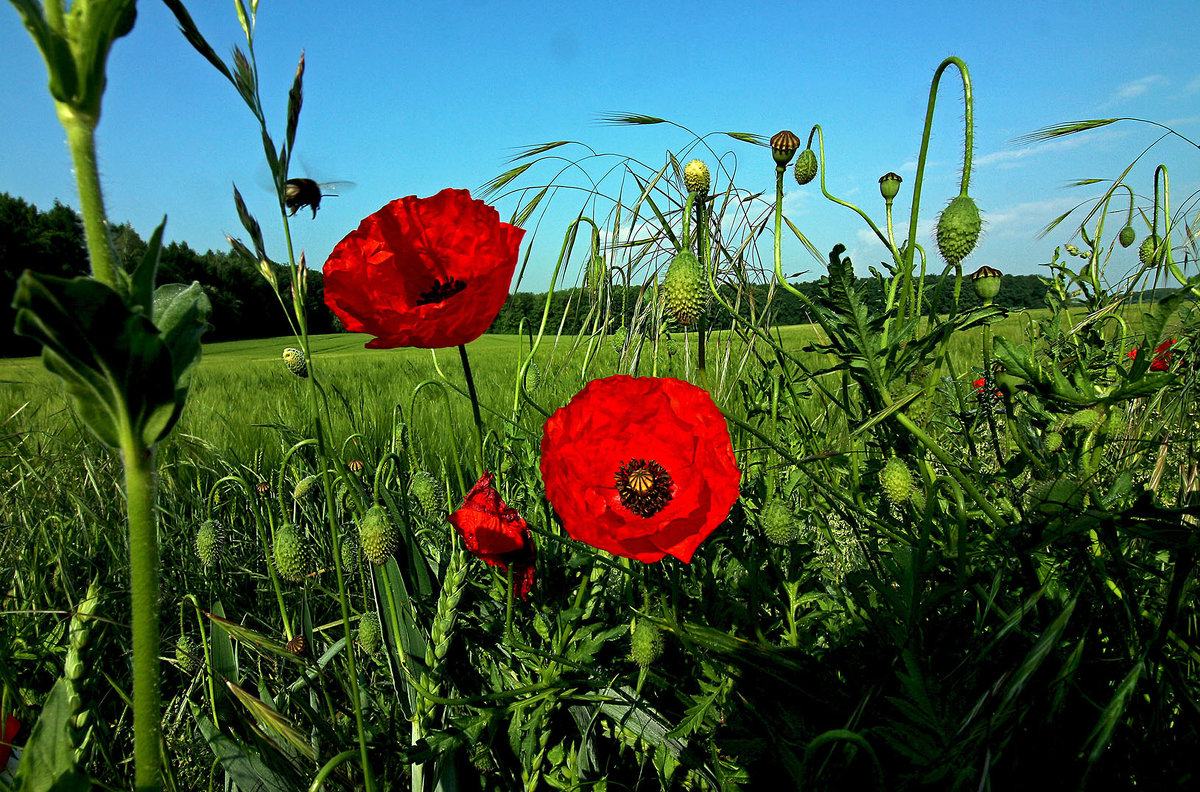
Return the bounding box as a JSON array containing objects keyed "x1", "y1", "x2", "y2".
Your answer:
[
  {"x1": 58, "y1": 110, "x2": 117, "y2": 287},
  {"x1": 121, "y1": 433, "x2": 162, "y2": 792}
]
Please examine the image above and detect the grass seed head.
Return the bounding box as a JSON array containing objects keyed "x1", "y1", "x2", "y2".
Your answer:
[{"x1": 936, "y1": 194, "x2": 982, "y2": 267}]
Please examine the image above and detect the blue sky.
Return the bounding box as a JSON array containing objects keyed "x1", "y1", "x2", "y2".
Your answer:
[{"x1": 3, "y1": 0, "x2": 1198, "y2": 294}]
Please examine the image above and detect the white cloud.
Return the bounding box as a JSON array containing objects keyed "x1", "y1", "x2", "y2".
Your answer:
[
  {"x1": 1186, "y1": 75, "x2": 1200, "y2": 95},
  {"x1": 1100, "y1": 75, "x2": 1167, "y2": 109}
]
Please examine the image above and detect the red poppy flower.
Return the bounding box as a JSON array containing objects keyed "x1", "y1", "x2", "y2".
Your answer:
[
  {"x1": 448, "y1": 472, "x2": 535, "y2": 600},
  {"x1": 540, "y1": 376, "x2": 741, "y2": 563},
  {"x1": 323, "y1": 188, "x2": 525, "y2": 349},
  {"x1": 972, "y1": 377, "x2": 1002, "y2": 399},
  {"x1": 1127, "y1": 339, "x2": 1177, "y2": 372},
  {"x1": 0, "y1": 714, "x2": 18, "y2": 770}
]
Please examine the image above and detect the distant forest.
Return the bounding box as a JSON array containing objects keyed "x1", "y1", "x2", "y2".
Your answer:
[{"x1": 0, "y1": 190, "x2": 1142, "y2": 357}]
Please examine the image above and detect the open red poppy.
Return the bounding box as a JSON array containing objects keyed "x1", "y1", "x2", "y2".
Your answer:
[
  {"x1": 448, "y1": 472, "x2": 535, "y2": 600},
  {"x1": 323, "y1": 188, "x2": 525, "y2": 349},
  {"x1": 1126, "y1": 339, "x2": 1177, "y2": 372},
  {"x1": 540, "y1": 376, "x2": 740, "y2": 563}
]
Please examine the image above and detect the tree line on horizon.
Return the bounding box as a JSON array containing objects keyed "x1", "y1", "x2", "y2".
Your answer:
[{"x1": 0, "y1": 191, "x2": 1142, "y2": 357}]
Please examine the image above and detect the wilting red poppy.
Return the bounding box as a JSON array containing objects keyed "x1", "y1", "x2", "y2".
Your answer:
[
  {"x1": 323, "y1": 188, "x2": 525, "y2": 349},
  {"x1": 1126, "y1": 339, "x2": 1177, "y2": 372},
  {"x1": 540, "y1": 376, "x2": 740, "y2": 563},
  {"x1": 448, "y1": 472, "x2": 535, "y2": 600}
]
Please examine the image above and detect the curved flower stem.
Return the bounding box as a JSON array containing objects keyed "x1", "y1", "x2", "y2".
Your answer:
[
  {"x1": 458, "y1": 344, "x2": 486, "y2": 476},
  {"x1": 119, "y1": 431, "x2": 161, "y2": 792}
]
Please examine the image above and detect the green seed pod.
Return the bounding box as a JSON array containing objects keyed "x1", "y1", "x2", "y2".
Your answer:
[
  {"x1": 339, "y1": 533, "x2": 360, "y2": 577},
  {"x1": 878, "y1": 172, "x2": 903, "y2": 202},
  {"x1": 292, "y1": 474, "x2": 319, "y2": 501},
  {"x1": 524, "y1": 359, "x2": 541, "y2": 392},
  {"x1": 935, "y1": 193, "x2": 983, "y2": 267},
  {"x1": 273, "y1": 522, "x2": 311, "y2": 583},
  {"x1": 793, "y1": 148, "x2": 818, "y2": 185},
  {"x1": 630, "y1": 618, "x2": 664, "y2": 668},
  {"x1": 358, "y1": 505, "x2": 398, "y2": 565},
  {"x1": 408, "y1": 470, "x2": 444, "y2": 515},
  {"x1": 1044, "y1": 431, "x2": 1063, "y2": 453},
  {"x1": 1067, "y1": 408, "x2": 1102, "y2": 432},
  {"x1": 1139, "y1": 234, "x2": 1161, "y2": 267},
  {"x1": 357, "y1": 612, "x2": 382, "y2": 656},
  {"x1": 1118, "y1": 225, "x2": 1136, "y2": 248},
  {"x1": 683, "y1": 159, "x2": 711, "y2": 195},
  {"x1": 770, "y1": 130, "x2": 801, "y2": 167},
  {"x1": 970, "y1": 265, "x2": 1002, "y2": 303},
  {"x1": 175, "y1": 636, "x2": 201, "y2": 676},
  {"x1": 662, "y1": 250, "x2": 707, "y2": 326},
  {"x1": 282, "y1": 347, "x2": 308, "y2": 378},
  {"x1": 879, "y1": 457, "x2": 914, "y2": 505},
  {"x1": 760, "y1": 497, "x2": 799, "y2": 546},
  {"x1": 1100, "y1": 406, "x2": 1126, "y2": 436},
  {"x1": 1028, "y1": 478, "x2": 1086, "y2": 516},
  {"x1": 195, "y1": 519, "x2": 223, "y2": 569}
]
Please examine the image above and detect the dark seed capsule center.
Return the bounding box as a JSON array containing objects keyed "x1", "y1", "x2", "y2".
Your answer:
[
  {"x1": 417, "y1": 277, "x2": 467, "y2": 306},
  {"x1": 615, "y1": 459, "x2": 673, "y2": 517}
]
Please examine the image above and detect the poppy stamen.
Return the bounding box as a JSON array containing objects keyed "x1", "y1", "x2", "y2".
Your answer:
[
  {"x1": 615, "y1": 459, "x2": 673, "y2": 517},
  {"x1": 417, "y1": 277, "x2": 467, "y2": 306}
]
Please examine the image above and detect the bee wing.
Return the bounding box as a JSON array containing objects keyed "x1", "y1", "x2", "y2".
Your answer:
[{"x1": 317, "y1": 181, "x2": 356, "y2": 197}]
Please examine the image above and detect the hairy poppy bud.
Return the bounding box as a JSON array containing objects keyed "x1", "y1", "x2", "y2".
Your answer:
[
  {"x1": 879, "y1": 457, "x2": 914, "y2": 505},
  {"x1": 630, "y1": 618, "x2": 664, "y2": 667},
  {"x1": 662, "y1": 250, "x2": 706, "y2": 325},
  {"x1": 195, "y1": 519, "x2": 223, "y2": 568},
  {"x1": 273, "y1": 523, "x2": 311, "y2": 582},
  {"x1": 357, "y1": 612, "x2": 382, "y2": 656},
  {"x1": 760, "y1": 497, "x2": 799, "y2": 546},
  {"x1": 793, "y1": 148, "x2": 818, "y2": 185},
  {"x1": 936, "y1": 194, "x2": 982, "y2": 266},
  {"x1": 683, "y1": 159, "x2": 711, "y2": 195},
  {"x1": 1118, "y1": 225, "x2": 1136, "y2": 248},
  {"x1": 282, "y1": 347, "x2": 308, "y2": 378},
  {"x1": 358, "y1": 505, "x2": 398, "y2": 565}
]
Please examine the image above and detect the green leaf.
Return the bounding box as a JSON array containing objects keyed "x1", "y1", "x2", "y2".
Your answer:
[
  {"x1": 129, "y1": 217, "x2": 166, "y2": 315},
  {"x1": 8, "y1": 0, "x2": 79, "y2": 103},
  {"x1": 12, "y1": 678, "x2": 89, "y2": 792},
  {"x1": 192, "y1": 709, "x2": 300, "y2": 792}
]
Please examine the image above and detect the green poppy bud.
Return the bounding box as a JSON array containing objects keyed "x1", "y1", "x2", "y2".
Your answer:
[
  {"x1": 683, "y1": 159, "x2": 711, "y2": 195},
  {"x1": 936, "y1": 194, "x2": 982, "y2": 267}
]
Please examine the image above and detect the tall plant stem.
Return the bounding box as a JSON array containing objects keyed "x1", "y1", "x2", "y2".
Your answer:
[
  {"x1": 120, "y1": 432, "x2": 162, "y2": 792},
  {"x1": 59, "y1": 111, "x2": 117, "y2": 287}
]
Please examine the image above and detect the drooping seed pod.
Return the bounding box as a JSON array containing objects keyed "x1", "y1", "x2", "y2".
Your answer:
[
  {"x1": 793, "y1": 148, "x2": 818, "y2": 185},
  {"x1": 273, "y1": 522, "x2": 311, "y2": 583},
  {"x1": 1118, "y1": 225, "x2": 1136, "y2": 248},
  {"x1": 175, "y1": 636, "x2": 201, "y2": 675},
  {"x1": 759, "y1": 497, "x2": 799, "y2": 546},
  {"x1": 630, "y1": 618, "x2": 664, "y2": 668},
  {"x1": 358, "y1": 505, "x2": 398, "y2": 565},
  {"x1": 357, "y1": 612, "x2": 382, "y2": 656},
  {"x1": 408, "y1": 470, "x2": 445, "y2": 515},
  {"x1": 662, "y1": 250, "x2": 706, "y2": 325},
  {"x1": 1139, "y1": 234, "x2": 1161, "y2": 267},
  {"x1": 292, "y1": 474, "x2": 319, "y2": 501},
  {"x1": 339, "y1": 532, "x2": 360, "y2": 577},
  {"x1": 936, "y1": 194, "x2": 983, "y2": 267},
  {"x1": 195, "y1": 519, "x2": 224, "y2": 568}
]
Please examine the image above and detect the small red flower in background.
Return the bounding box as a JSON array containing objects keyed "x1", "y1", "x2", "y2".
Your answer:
[
  {"x1": 0, "y1": 713, "x2": 18, "y2": 770},
  {"x1": 972, "y1": 377, "x2": 1002, "y2": 399},
  {"x1": 323, "y1": 188, "x2": 525, "y2": 349},
  {"x1": 540, "y1": 376, "x2": 740, "y2": 564},
  {"x1": 448, "y1": 472, "x2": 535, "y2": 600},
  {"x1": 1126, "y1": 339, "x2": 1177, "y2": 372}
]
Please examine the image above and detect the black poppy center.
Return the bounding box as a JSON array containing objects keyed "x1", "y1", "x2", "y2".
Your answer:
[
  {"x1": 615, "y1": 459, "x2": 673, "y2": 517},
  {"x1": 417, "y1": 277, "x2": 467, "y2": 306}
]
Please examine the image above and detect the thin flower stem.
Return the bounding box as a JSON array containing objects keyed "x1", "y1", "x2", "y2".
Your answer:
[{"x1": 120, "y1": 432, "x2": 162, "y2": 792}]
